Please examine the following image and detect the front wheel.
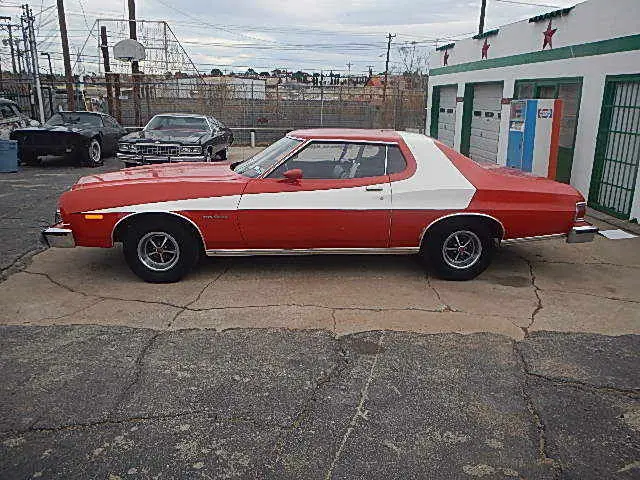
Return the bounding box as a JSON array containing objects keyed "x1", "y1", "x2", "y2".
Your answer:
[
  {"x1": 80, "y1": 138, "x2": 102, "y2": 167},
  {"x1": 123, "y1": 219, "x2": 200, "y2": 283},
  {"x1": 423, "y1": 220, "x2": 494, "y2": 281}
]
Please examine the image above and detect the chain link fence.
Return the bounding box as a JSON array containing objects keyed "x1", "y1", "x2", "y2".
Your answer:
[{"x1": 1, "y1": 75, "x2": 427, "y2": 144}]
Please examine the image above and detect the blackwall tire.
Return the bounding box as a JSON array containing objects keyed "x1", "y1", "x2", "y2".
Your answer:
[
  {"x1": 423, "y1": 219, "x2": 494, "y2": 281},
  {"x1": 123, "y1": 218, "x2": 200, "y2": 283}
]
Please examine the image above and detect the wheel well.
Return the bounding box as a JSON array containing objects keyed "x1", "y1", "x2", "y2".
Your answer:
[
  {"x1": 421, "y1": 214, "x2": 505, "y2": 247},
  {"x1": 112, "y1": 212, "x2": 205, "y2": 252}
]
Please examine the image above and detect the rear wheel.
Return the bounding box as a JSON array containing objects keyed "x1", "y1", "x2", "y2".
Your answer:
[
  {"x1": 123, "y1": 218, "x2": 200, "y2": 283},
  {"x1": 423, "y1": 219, "x2": 494, "y2": 281},
  {"x1": 217, "y1": 148, "x2": 227, "y2": 160},
  {"x1": 20, "y1": 150, "x2": 40, "y2": 166}
]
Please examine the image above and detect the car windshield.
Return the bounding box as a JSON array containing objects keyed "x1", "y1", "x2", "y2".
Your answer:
[
  {"x1": 146, "y1": 115, "x2": 209, "y2": 132},
  {"x1": 46, "y1": 112, "x2": 103, "y2": 127},
  {"x1": 233, "y1": 136, "x2": 303, "y2": 178}
]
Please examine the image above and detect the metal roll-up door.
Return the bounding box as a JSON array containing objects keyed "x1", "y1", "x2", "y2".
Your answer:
[
  {"x1": 437, "y1": 86, "x2": 457, "y2": 148},
  {"x1": 469, "y1": 83, "x2": 502, "y2": 163}
]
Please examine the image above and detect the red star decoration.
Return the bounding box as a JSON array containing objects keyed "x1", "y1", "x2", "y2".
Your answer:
[
  {"x1": 481, "y1": 39, "x2": 490, "y2": 59},
  {"x1": 543, "y1": 20, "x2": 557, "y2": 49},
  {"x1": 443, "y1": 49, "x2": 450, "y2": 66}
]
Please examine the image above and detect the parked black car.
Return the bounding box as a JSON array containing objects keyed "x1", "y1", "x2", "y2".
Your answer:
[
  {"x1": 116, "y1": 113, "x2": 233, "y2": 167},
  {"x1": 10, "y1": 111, "x2": 126, "y2": 166}
]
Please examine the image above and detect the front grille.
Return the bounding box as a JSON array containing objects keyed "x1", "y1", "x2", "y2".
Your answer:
[{"x1": 137, "y1": 143, "x2": 180, "y2": 156}]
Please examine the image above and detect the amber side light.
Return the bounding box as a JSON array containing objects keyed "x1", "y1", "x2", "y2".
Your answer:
[{"x1": 84, "y1": 214, "x2": 104, "y2": 220}]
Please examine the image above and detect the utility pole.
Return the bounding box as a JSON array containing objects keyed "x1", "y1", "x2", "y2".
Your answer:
[
  {"x1": 19, "y1": 12, "x2": 31, "y2": 75},
  {"x1": 346, "y1": 61, "x2": 352, "y2": 84},
  {"x1": 41, "y1": 52, "x2": 54, "y2": 115},
  {"x1": 383, "y1": 33, "x2": 395, "y2": 102},
  {"x1": 99, "y1": 26, "x2": 115, "y2": 116},
  {"x1": 24, "y1": 4, "x2": 45, "y2": 123},
  {"x1": 478, "y1": 0, "x2": 487, "y2": 35},
  {"x1": 56, "y1": 0, "x2": 75, "y2": 110},
  {"x1": 0, "y1": 17, "x2": 17, "y2": 74},
  {"x1": 128, "y1": 0, "x2": 141, "y2": 126}
]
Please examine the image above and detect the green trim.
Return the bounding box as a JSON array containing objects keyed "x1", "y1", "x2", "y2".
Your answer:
[
  {"x1": 528, "y1": 7, "x2": 573, "y2": 23},
  {"x1": 472, "y1": 29, "x2": 499, "y2": 40},
  {"x1": 459, "y1": 85, "x2": 474, "y2": 156},
  {"x1": 435, "y1": 43, "x2": 455, "y2": 52},
  {"x1": 430, "y1": 86, "x2": 441, "y2": 138},
  {"x1": 430, "y1": 34, "x2": 640, "y2": 76},
  {"x1": 606, "y1": 73, "x2": 640, "y2": 82}
]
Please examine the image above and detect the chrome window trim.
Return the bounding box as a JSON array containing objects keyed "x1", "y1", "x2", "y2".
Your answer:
[
  {"x1": 420, "y1": 212, "x2": 507, "y2": 246},
  {"x1": 205, "y1": 247, "x2": 419, "y2": 257},
  {"x1": 261, "y1": 139, "x2": 400, "y2": 180}
]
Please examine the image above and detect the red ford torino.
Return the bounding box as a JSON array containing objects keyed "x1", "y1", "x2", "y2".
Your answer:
[{"x1": 43, "y1": 129, "x2": 597, "y2": 282}]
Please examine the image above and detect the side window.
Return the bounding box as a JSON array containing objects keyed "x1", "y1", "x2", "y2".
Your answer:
[
  {"x1": 268, "y1": 142, "x2": 386, "y2": 179},
  {"x1": 104, "y1": 117, "x2": 118, "y2": 128},
  {"x1": 386, "y1": 146, "x2": 407, "y2": 174}
]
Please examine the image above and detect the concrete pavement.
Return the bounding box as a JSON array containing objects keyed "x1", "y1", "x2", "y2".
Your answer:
[{"x1": 0, "y1": 147, "x2": 639, "y2": 478}]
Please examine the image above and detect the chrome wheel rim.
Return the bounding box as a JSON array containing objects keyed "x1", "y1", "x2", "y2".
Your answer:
[
  {"x1": 89, "y1": 140, "x2": 101, "y2": 163},
  {"x1": 442, "y1": 230, "x2": 482, "y2": 270},
  {"x1": 137, "y1": 232, "x2": 180, "y2": 272}
]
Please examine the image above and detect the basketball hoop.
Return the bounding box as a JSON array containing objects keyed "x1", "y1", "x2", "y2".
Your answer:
[{"x1": 113, "y1": 39, "x2": 146, "y2": 62}]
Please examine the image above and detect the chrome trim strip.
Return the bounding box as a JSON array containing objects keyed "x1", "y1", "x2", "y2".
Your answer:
[
  {"x1": 420, "y1": 212, "x2": 507, "y2": 245},
  {"x1": 501, "y1": 233, "x2": 566, "y2": 245},
  {"x1": 205, "y1": 247, "x2": 419, "y2": 257},
  {"x1": 110, "y1": 211, "x2": 207, "y2": 251}
]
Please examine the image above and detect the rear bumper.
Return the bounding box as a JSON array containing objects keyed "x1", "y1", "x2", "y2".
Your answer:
[
  {"x1": 42, "y1": 225, "x2": 75, "y2": 248},
  {"x1": 566, "y1": 225, "x2": 598, "y2": 243}
]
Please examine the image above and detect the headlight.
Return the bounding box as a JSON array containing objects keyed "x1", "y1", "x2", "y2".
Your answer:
[
  {"x1": 119, "y1": 143, "x2": 137, "y2": 152},
  {"x1": 180, "y1": 145, "x2": 202, "y2": 154}
]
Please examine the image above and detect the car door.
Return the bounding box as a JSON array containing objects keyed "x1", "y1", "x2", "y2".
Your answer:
[{"x1": 237, "y1": 141, "x2": 392, "y2": 249}]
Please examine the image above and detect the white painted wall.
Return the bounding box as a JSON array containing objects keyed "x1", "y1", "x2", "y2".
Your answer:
[
  {"x1": 438, "y1": 0, "x2": 640, "y2": 68},
  {"x1": 426, "y1": 0, "x2": 640, "y2": 219}
]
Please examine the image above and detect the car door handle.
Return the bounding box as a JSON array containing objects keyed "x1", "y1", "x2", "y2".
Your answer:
[{"x1": 365, "y1": 186, "x2": 384, "y2": 191}]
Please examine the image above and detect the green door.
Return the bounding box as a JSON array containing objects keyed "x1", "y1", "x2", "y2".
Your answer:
[{"x1": 589, "y1": 76, "x2": 640, "y2": 219}]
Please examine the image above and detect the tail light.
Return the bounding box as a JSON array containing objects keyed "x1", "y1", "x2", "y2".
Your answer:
[{"x1": 575, "y1": 202, "x2": 587, "y2": 222}]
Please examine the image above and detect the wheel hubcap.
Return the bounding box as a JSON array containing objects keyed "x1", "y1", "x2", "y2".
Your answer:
[
  {"x1": 137, "y1": 232, "x2": 180, "y2": 272},
  {"x1": 90, "y1": 141, "x2": 101, "y2": 162},
  {"x1": 442, "y1": 230, "x2": 482, "y2": 270}
]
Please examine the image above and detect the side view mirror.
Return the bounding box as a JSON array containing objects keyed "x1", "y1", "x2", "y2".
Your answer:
[{"x1": 282, "y1": 168, "x2": 303, "y2": 182}]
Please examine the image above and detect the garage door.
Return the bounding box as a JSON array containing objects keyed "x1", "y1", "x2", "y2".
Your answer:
[
  {"x1": 469, "y1": 83, "x2": 502, "y2": 163},
  {"x1": 436, "y1": 86, "x2": 457, "y2": 148}
]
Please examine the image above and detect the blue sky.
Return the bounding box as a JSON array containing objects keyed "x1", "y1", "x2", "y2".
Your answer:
[{"x1": 0, "y1": 0, "x2": 576, "y2": 76}]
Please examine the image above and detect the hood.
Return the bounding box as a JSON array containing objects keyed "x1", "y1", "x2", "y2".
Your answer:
[
  {"x1": 61, "y1": 162, "x2": 249, "y2": 214},
  {"x1": 120, "y1": 129, "x2": 209, "y2": 145},
  {"x1": 16, "y1": 123, "x2": 96, "y2": 134}
]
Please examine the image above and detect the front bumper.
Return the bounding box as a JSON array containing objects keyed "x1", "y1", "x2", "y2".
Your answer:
[
  {"x1": 42, "y1": 225, "x2": 75, "y2": 248},
  {"x1": 566, "y1": 225, "x2": 598, "y2": 243},
  {"x1": 117, "y1": 153, "x2": 207, "y2": 166}
]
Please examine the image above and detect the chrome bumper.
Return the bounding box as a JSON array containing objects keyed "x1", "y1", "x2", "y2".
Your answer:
[
  {"x1": 117, "y1": 153, "x2": 207, "y2": 166},
  {"x1": 42, "y1": 226, "x2": 75, "y2": 248},
  {"x1": 567, "y1": 225, "x2": 598, "y2": 243}
]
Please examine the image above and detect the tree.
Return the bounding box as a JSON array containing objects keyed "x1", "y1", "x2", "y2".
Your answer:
[
  {"x1": 397, "y1": 41, "x2": 428, "y2": 78},
  {"x1": 245, "y1": 68, "x2": 257, "y2": 77},
  {"x1": 210, "y1": 68, "x2": 223, "y2": 76},
  {"x1": 259, "y1": 71, "x2": 270, "y2": 77}
]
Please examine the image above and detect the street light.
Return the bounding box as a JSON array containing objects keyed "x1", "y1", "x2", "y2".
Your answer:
[{"x1": 40, "y1": 52, "x2": 54, "y2": 116}]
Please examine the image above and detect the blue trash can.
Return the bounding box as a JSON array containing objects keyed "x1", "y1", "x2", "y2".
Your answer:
[{"x1": 0, "y1": 139, "x2": 18, "y2": 173}]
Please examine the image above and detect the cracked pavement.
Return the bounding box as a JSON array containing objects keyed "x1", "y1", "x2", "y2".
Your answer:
[{"x1": 1, "y1": 153, "x2": 639, "y2": 478}]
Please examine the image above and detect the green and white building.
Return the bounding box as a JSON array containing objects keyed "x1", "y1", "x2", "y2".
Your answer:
[{"x1": 426, "y1": 0, "x2": 640, "y2": 220}]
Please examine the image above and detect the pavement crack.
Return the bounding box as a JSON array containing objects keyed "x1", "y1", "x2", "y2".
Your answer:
[
  {"x1": 1, "y1": 246, "x2": 46, "y2": 283},
  {"x1": 550, "y1": 288, "x2": 640, "y2": 305},
  {"x1": 523, "y1": 370, "x2": 639, "y2": 398},
  {"x1": 112, "y1": 331, "x2": 163, "y2": 412},
  {"x1": 324, "y1": 331, "x2": 385, "y2": 480},
  {"x1": 331, "y1": 309, "x2": 337, "y2": 333},
  {"x1": 425, "y1": 273, "x2": 455, "y2": 312},
  {"x1": 512, "y1": 341, "x2": 563, "y2": 479},
  {"x1": 38, "y1": 298, "x2": 107, "y2": 322}
]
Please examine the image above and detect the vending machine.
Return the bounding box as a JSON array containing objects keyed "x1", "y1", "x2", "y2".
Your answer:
[{"x1": 506, "y1": 99, "x2": 563, "y2": 179}]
